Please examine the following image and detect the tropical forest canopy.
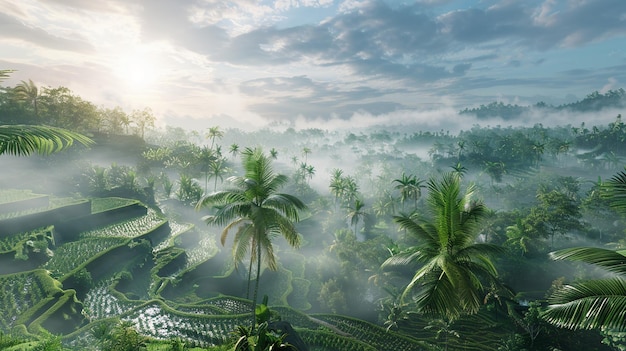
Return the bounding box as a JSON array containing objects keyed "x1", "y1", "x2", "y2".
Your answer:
[{"x1": 1, "y1": 77, "x2": 626, "y2": 351}]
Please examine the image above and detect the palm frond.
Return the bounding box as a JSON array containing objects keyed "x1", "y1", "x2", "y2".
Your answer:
[
  {"x1": 411, "y1": 269, "x2": 463, "y2": 320},
  {"x1": 220, "y1": 218, "x2": 249, "y2": 246},
  {"x1": 0, "y1": 124, "x2": 93, "y2": 156},
  {"x1": 543, "y1": 278, "x2": 626, "y2": 331},
  {"x1": 603, "y1": 170, "x2": 626, "y2": 214},
  {"x1": 381, "y1": 248, "x2": 426, "y2": 271},
  {"x1": 232, "y1": 225, "x2": 255, "y2": 267},
  {"x1": 393, "y1": 214, "x2": 439, "y2": 247},
  {"x1": 550, "y1": 247, "x2": 626, "y2": 276},
  {"x1": 263, "y1": 193, "x2": 307, "y2": 221},
  {"x1": 260, "y1": 233, "x2": 278, "y2": 271},
  {"x1": 0, "y1": 69, "x2": 14, "y2": 82},
  {"x1": 457, "y1": 243, "x2": 507, "y2": 261}
]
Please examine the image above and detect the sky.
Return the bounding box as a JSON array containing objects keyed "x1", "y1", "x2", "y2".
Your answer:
[{"x1": 1, "y1": 0, "x2": 626, "y2": 131}]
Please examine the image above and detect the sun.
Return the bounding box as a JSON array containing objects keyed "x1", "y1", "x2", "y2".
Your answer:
[{"x1": 114, "y1": 52, "x2": 159, "y2": 89}]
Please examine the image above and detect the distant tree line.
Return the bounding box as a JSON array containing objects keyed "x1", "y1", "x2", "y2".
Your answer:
[
  {"x1": 0, "y1": 79, "x2": 155, "y2": 137},
  {"x1": 460, "y1": 88, "x2": 626, "y2": 120}
]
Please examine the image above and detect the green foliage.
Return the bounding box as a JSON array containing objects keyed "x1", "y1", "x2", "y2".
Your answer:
[
  {"x1": 318, "y1": 278, "x2": 347, "y2": 314},
  {"x1": 233, "y1": 322, "x2": 297, "y2": 351},
  {"x1": 196, "y1": 147, "x2": 307, "y2": 326},
  {"x1": 255, "y1": 296, "x2": 270, "y2": 325},
  {"x1": 0, "y1": 331, "x2": 27, "y2": 349},
  {"x1": 176, "y1": 174, "x2": 203, "y2": 205},
  {"x1": 603, "y1": 169, "x2": 626, "y2": 214},
  {"x1": 544, "y1": 247, "x2": 626, "y2": 332},
  {"x1": 0, "y1": 125, "x2": 93, "y2": 156},
  {"x1": 5, "y1": 86, "x2": 626, "y2": 350},
  {"x1": 104, "y1": 320, "x2": 147, "y2": 351},
  {"x1": 382, "y1": 172, "x2": 506, "y2": 320}
]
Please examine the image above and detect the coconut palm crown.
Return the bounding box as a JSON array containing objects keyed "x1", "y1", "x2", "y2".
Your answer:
[{"x1": 382, "y1": 172, "x2": 505, "y2": 320}]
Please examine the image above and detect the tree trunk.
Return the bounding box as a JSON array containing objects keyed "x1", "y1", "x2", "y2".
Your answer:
[
  {"x1": 246, "y1": 254, "x2": 253, "y2": 300},
  {"x1": 251, "y1": 237, "x2": 262, "y2": 332}
]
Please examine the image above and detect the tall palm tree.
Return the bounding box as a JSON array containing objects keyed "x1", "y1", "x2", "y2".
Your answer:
[
  {"x1": 230, "y1": 143, "x2": 240, "y2": 158},
  {"x1": 206, "y1": 126, "x2": 223, "y2": 150},
  {"x1": 301, "y1": 147, "x2": 311, "y2": 163},
  {"x1": 195, "y1": 148, "x2": 307, "y2": 327},
  {"x1": 346, "y1": 198, "x2": 367, "y2": 235},
  {"x1": 393, "y1": 172, "x2": 424, "y2": 210},
  {"x1": 382, "y1": 172, "x2": 505, "y2": 320},
  {"x1": 0, "y1": 124, "x2": 93, "y2": 156},
  {"x1": 197, "y1": 146, "x2": 217, "y2": 193},
  {"x1": 329, "y1": 168, "x2": 345, "y2": 208},
  {"x1": 543, "y1": 169, "x2": 626, "y2": 332},
  {"x1": 208, "y1": 157, "x2": 228, "y2": 191}
]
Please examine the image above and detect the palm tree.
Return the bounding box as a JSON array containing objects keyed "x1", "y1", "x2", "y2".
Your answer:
[
  {"x1": 346, "y1": 198, "x2": 367, "y2": 235},
  {"x1": 505, "y1": 219, "x2": 536, "y2": 257},
  {"x1": 14, "y1": 79, "x2": 42, "y2": 118},
  {"x1": 372, "y1": 190, "x2": 396, "y2": 219},
  {"x1": 329, "y1": 169, "x2": 345, "y2": 208},
  {"x1": 197, "y1": 146, "x2": 217, "y2": 193},
  {"x1": 208, "y1": 157, "x2": 228, "y2": 191},
  {"x1": 195, "y1": 148, "x2": 307, "y2": 328},
  {"x1": 230, "y1": 143, "x2": 240, "y2": 158},
  {"x1": 120, "y1": 113, "x2": 132, "y2": 135},
  {"x1": 206, "y1": 126, "x2": 223, "y2": 150},
  {"x1": 301, "y1": 147, "x2": 311, "y2": 163},
  {"x1": 382, "y1": 172, "x2": 505, "y2": 320},
  {"x1": 393, "y1": 172, "x2": 424, "y2": 210},
  {"x1": 269, "y1": 148, "x2": 278, "y2": 159},
  {"x1": 305, "y1": 164, "x2": 315, "y2": 182},
  {"x1": 0, "y1": 124, "x2": 93, "y2": 156}
]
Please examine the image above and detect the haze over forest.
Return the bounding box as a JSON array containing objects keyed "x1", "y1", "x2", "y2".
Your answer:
[{"x1": 1, "y1": 72, "x2": 626, "y2": 350}]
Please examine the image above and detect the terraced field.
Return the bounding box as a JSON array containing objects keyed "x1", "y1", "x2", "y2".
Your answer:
[{"x1": 0, "y1": 191, "x2": 432, "y2": 351}]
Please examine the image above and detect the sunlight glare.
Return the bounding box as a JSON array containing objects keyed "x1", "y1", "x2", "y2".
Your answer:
[{"x1": 114, "y1": 53, "x2": 159, "y2": 89}]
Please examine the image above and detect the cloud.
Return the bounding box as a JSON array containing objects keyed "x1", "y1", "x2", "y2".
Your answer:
[
  {"x1": 438, "y1": 0, "x2": 626, "y2": 50},
  {"x1": 2, "y1": 0, "x2": 625, "y2": 128},
  {"x1": 239, "y1": 75, "x2": 407, "y2": 121},
  {"x1": 37, "y1": 0, "x2": 127, "y2": 13},
  {"x1": 0, "y1": 11, "x2": 93, "y2": 53}
]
